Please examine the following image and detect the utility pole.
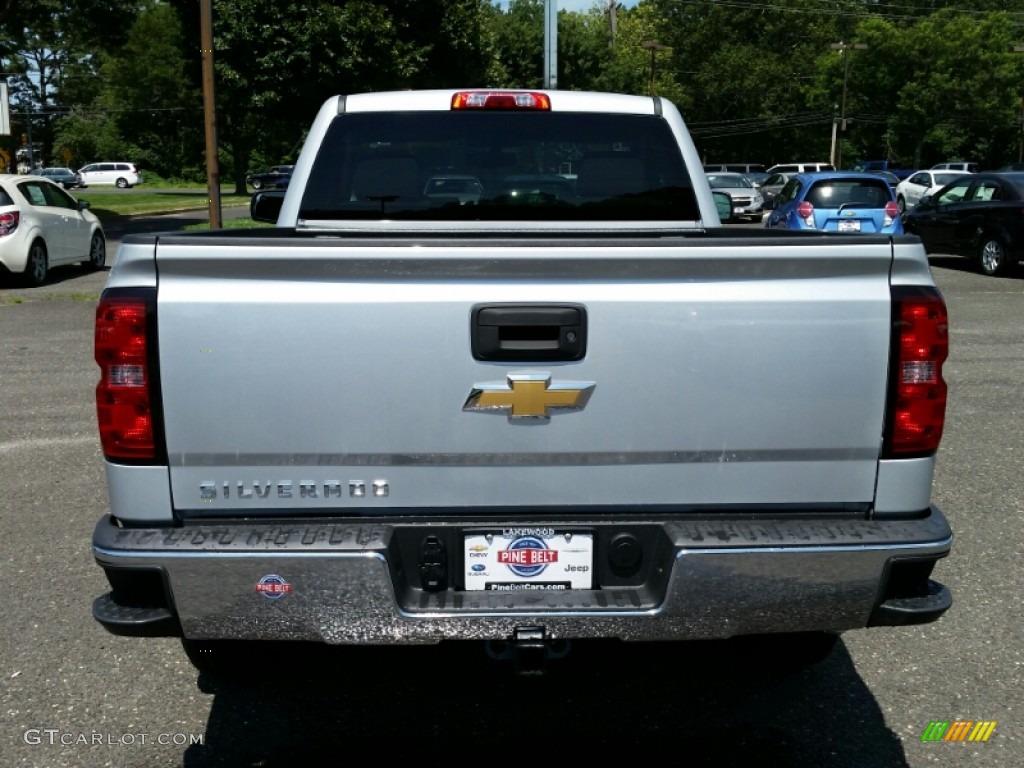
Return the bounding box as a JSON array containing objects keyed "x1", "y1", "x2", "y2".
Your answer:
[
  {"x1": 544, "y1": 0, "x2": 557, "y2": 89},
  {"x1": 830, "y1": 41, "x2": 867, "y2": 169},
  {"x1": 829, "y1": 103, "x2": 839, "y2": 168},
  {"x1": 642, "y1": 40, "x2": 668, "y2": 97},
  {"x1": 200, "y1": 0, "x2": 222, "y2": 228},
  {"x1": 1012, "y1": 45, "x2": 1024, "y2": 162},
  {"x1": 606, "y1": 0, "x2": 619, "y2": 47}
]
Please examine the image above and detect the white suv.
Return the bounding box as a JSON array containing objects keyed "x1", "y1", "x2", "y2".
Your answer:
[
  {"x1": 765, "y1": 162, "x2": 835, "y2": 174},
  {"x1": 931, "y1": 161, "x2": 979, "y2": 173},
  {"x1": 77, "y1": 162, "x2": 143, "y2": 189}
]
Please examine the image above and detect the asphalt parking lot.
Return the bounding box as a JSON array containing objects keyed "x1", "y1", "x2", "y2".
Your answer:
[{"x1": 1, "y1": 218, "x2": 1022, "y2": 767}]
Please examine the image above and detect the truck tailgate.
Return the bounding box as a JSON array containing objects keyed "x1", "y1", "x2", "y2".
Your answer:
[{"x1": 153, "y1": 235, "x2": 894, "y2": 514}]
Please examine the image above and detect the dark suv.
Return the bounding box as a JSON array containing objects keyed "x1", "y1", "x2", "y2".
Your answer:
[
  {"x1": 246, "y1": 165, "x2": 294, "y2": 190},
  {"x1": 32, "y1": 167, "x2": 84, "y2": 189}
]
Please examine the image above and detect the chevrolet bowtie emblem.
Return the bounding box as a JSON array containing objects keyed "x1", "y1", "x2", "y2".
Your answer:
[{"x1": 463, "y1": 373, "x2": 596, "y2": 420}]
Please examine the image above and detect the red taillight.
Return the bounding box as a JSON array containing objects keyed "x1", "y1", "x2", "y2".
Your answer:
[
  {"x1": 796, "y1": 201, "x2": 814, "y2": 223},
  {"x1": 885, "y1": 291, "x2": 948, "y2": 456},
  {"x1": 451, "y1": 91, "x2": 551, "y2": 110},
  {"x1": 0, "y1": 210, "x2": 19, "y2": 236},
  {"x1": 95, "y1": 296, "x2": 155, "y2": 459},
  {"x1": 885, "y1": 201, "x2": 899, "y2": 218}
]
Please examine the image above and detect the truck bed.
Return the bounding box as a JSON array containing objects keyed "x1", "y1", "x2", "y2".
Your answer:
[{"x1": 129, "y1": 229, "x2": 902, "y2": 517}]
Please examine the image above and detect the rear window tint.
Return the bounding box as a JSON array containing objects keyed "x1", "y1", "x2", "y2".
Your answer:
[{"x1": 300, "y1": 111, "x2": 698, "y2": 222}]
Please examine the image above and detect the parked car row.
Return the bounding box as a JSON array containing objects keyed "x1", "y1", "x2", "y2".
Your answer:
[
  {"x1": 28, "y1": 162, "x2": 143, "y2": 190},
  {"x1": 712, "y1": 163, "x2": 1024, "y2": 278}
]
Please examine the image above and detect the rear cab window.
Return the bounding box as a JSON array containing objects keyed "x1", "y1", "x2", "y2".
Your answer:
[{"x1": 299, "y1": 111, "x2": 698, "y2": 222}]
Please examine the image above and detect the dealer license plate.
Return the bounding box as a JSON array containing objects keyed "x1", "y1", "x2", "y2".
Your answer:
[
  {"x1": 464, "y1": 529, "x2": 594, "y2": 592},
  {"x1": 838, "y1": 220, "x2": 861, "y2": 232}
]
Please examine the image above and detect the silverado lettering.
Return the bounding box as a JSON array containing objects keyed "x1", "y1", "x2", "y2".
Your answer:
[{"x1": 199, "y1": 480, "x2": 387, "y2": 500}]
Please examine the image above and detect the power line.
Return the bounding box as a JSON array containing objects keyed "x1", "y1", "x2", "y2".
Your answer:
[{"x1": 668, "y1": 0, "x2": 1024, "y2": 24}]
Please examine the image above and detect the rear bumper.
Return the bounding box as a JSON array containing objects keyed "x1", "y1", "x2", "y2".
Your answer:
[{"x1": 92, "y1": 507, "x2": 953, "y2": 644}]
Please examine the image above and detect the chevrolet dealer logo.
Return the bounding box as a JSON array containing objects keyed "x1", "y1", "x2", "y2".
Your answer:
[{"x1": 463, "y1": 373, "x2": 595, "y2": 420}]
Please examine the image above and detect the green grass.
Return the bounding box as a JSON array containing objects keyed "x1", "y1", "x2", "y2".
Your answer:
[
  {"x1": 183, "y1": 217, "x2": 274, "y2": 230},
  {"x1": 78, "y1": 191, "x2": 252, "y2": 220}
]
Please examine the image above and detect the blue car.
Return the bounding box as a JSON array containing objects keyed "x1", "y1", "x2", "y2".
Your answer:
[{"x1": 764, "y1": 172, "x2": 902, "y2": 234}]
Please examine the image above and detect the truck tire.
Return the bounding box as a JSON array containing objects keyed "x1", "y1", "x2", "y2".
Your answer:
[{"x1": 979, "y1": 235, "x2": 1010, "y2": 276}]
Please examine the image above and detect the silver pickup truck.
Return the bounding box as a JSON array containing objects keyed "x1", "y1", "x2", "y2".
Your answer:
[{"x1": 91, "y1": 89, "x2": 952, "y2": 676}]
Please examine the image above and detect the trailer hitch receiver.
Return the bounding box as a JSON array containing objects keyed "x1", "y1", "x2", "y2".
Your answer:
[{"x1": 484, "y1": 626, "x2": 571, "y2": 675}]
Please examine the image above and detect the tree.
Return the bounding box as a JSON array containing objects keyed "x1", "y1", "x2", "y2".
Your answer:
[
  {"x1": 589, "y1": 2, "x2": 684, "y2": 104},
  {"x1": 168, "y1": 0, "x2": 495, "y2": 192},
  {"x1": 47, "y1": 1, "x2": 199, "y2": 175},
  {"x1": 0, "y1": 0, "x2": 139, "y2": 167},
  {"x1": 812, "y1": 10, "x2": 1024, "y2": 169},
  {"x1": 490, "y1": 0, "x2": 546, "y2": 87},
  {"x1": 889, "y1": 10, "x2": 1024, "y2": 167},
  {"x1": 648, "y1": 0, "x2": 854, "y2": 164}
]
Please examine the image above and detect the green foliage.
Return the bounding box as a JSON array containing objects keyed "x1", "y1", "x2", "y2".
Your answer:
[
  {"x1": 648, "y1": 0, "x2": 859, "y2": 164},
  {"x1": 11, "y1": 0, "x2": 1024, "y2": 178},
  {"x1": 813, "y1": 9, "x2": 1024, "y2": 168},
  {"x1": 45, "y1": 1, "x2": 200, "y2": 174},
  {"x1": 491, "y1": 0, "x2": 546, "y2": 87}
]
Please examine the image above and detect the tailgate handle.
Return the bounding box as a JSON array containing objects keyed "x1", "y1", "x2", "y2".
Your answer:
[{"x1": 471, "y1": 305, "x2": 586, "y2": 361}]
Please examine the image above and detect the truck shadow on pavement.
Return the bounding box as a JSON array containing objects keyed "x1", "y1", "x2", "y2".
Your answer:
[{"x1": 182, "y1": 637, "x2": 908, "y2": 767}]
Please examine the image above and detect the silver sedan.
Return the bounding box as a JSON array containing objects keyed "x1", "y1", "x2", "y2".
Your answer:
[{"x1": 705, "y1": 172, "x2": 765, "y2": 222}]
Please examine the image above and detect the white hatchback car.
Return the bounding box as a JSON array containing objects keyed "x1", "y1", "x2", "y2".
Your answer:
[
  {"x1": 895, "y1": 170, "x2": 972, "y2": 213},
  {"x1": 77, "y1": 162, "x2": 143, "y2": 189},
  {"x1": 0, "y1": 175, "x2": 106, "y2": 286}
]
